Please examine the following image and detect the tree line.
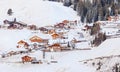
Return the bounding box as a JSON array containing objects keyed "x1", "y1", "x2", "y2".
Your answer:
[
  {"x1": 75, "y1": 0, "x2": 120, "y2": 23},
  {"x1": 49, "y1": 0, "x2": 120, "y2": 23}
]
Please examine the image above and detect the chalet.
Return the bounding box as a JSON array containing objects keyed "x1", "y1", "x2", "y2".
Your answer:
[
  {"x1": 18, "y1": 40, "x2": 26, "y2": 45},
  {"x1": 51, "y1": 33, "x2": 60, "y2": 39},
  {"x1": 17, "y1": 40, "x2": 29, "y2": 49},
  {"x1": 48, "y1": 43, "x2": 62, "y2": 52},
  {"x1": 7, "y1": 51, "x2": 17, "y2": 56},
  {"x1": 21, "y1": 55, "x2": 34, "y2": 63},
  {"x1": 29, "y1": 35, "x2": 43, "y2": 43},
  {"x1": 29, "y1": 35, "x2": 48, "y2": 49},
  {"x1": 48, "y1": 29, "x2": 56, "y2": 34},
  {"x1": 54, "y1": 23, "x2": 65, "y2": 29},
  {"x1": 27, "y1": 25, "x2": 37, "y2": 30},
  {"x1": 62, "y1": 20, "x2": 69, "y2": 24},
  {"x1": 39, "y1": 27, "x2": 48, "y2": 34}
]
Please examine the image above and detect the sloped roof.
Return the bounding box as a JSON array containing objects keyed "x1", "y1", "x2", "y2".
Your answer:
[
  {"x1": 17, "y1": 40, "x2": 26, "y2": 45},
  {"x1": 49, "y1": 43, "x2": 61, "y2": 48},
  {"x1": 51, "y1": 33, "x2": 60, "y2": 39},
  {"x1": 62, "y1": 20, "x2": 69, "y2": 24},
  {"x1": 29, "y1": 35, "x2": 43, "y2": 43}
]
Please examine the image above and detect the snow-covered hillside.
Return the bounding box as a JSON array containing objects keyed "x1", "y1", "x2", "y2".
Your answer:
[
  {"x1": 80, "y1": 37, "x2": 120, "y2": 72},
  {"x1": 92, "y1": 38, "x2": 120, "y2": 57},
  {"x1": 0, "y1": 0, "x2": 78, "y2": 27}
]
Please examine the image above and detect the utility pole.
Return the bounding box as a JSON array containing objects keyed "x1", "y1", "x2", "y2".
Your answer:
[{"x1": 43, "y1": 50, "x2": 45, "y2": 59}]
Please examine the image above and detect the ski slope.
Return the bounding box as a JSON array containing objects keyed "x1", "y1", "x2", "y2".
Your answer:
[{"x1": 0, "y1": 0, "x2": 78, "y2": 27}]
